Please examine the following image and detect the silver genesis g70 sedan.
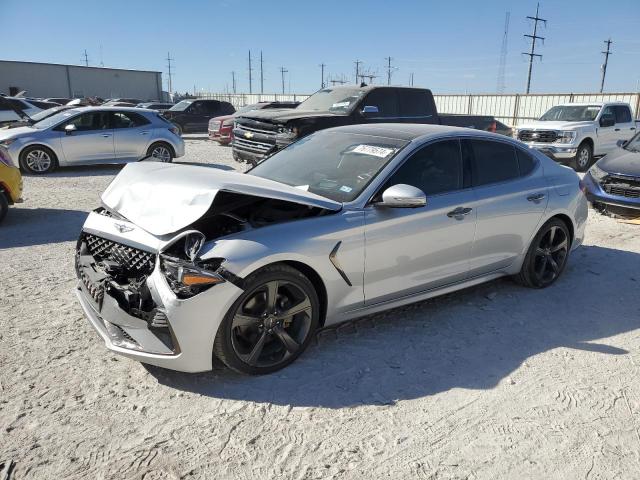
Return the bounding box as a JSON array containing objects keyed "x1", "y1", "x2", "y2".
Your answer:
[{"x1": 75, "y1": 124, "x2": 588, "y2": 374}]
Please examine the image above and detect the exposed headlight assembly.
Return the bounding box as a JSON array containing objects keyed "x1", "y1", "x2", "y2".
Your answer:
[
  {"x1": 589, "y1": 163, "x2": 608, "y2": 182},
  {"x1": 0, "y1": 138, "x2": 17, "y2": 147},
  {"x1": 160, "y1": 256, "x2": 225, "y2": 298},
  {"x1": 557, "y1": 131, "x2": 577, "y2": 144}
]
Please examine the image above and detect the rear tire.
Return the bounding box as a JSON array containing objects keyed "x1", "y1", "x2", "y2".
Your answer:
[
  {"x1": 573, "y1": 142, "x2": 593, "y2": 172},
  {"x1": 0, "y1": 193, "x2": 8, "y2": 224},
  {"x1": 146, "y1": 142, "x2": 174, "y2": 163},
  {"x1": 516, "y1": 218, "x2": 571, "y2": 288},
  {"x1": 19, "y1": 145, "x2": 57, "y2": 174},
  {"x1": 213, "y1": 264, "x2": 320, "y2": 375}
]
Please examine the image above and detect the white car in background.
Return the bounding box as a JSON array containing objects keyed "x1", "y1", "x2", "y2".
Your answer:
[
  {"x1": 515, "y1": 102, "x2": 638, "y2": 171},
  {"x1": 0, "y1": 96, "x2": 44, "y2": 126},
  {"x1": 0, "y1": 107, "x2": 185, "y2": 174}
]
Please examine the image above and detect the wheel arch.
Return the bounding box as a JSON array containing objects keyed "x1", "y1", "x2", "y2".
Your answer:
[
  {"x1": 579, "y1": 136, "x2": 594, "y2": 151},
  {"x1": 147, "y1": 140, "x2": 175, "y2": 158},
  {"x1": 549, "y1": 213, "x2": 575, "y2": 247},
  {"x1": 18, "y1": 143, "x2": 60, "y2": 170}
]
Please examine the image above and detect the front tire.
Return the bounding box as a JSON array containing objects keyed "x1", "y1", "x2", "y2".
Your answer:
[
  {"x1": 516, "y1": 218, "x2": 571, "y2": 288},
  {"x1": 573, "y1": 142, "x2": 593, "y2": 172},
  {"x1": 19, "y1": 145, "x2": 57, "y2": 174},
  {"x1": 213, "y1": 264, "x2": 320, "y2": 375},
  {"x1": 146, "y1": 142, "x2": 174, "y2": 163}
]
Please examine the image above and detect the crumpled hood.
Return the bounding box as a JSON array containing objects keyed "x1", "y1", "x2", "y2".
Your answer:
[
  {"x1": 598, "y1": 147, "x2": 640, "y2": 177},
  {"x1": 237, "y1": 109, "x2": 342, "y2": 124},
  {"x1": 517, "y1": 120, "x2": 594, "y2": 130},
  {"x1": 101, "y1": 162, "x2": 342, "y2": 236},
  {"x1": 0, "y1": 126, "x2": 38, "y2": 141}
]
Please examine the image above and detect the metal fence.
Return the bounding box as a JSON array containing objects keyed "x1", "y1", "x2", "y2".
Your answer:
[{"x1": 197, "y1": 91, "x2": 640, "y2": 127}]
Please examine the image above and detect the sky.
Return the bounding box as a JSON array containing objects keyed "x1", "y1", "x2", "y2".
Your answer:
[{"x1": 3, "y1": 0, "x2": 640, "y2": 95}]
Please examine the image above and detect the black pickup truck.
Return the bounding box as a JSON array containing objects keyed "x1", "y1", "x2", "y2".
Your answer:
[{"x1": 232, "y1": 85, "x2": 508, "y2": 165}]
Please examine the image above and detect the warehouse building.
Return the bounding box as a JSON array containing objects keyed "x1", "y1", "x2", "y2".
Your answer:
[{"x1": 0, "y1": 60, "x2": 164, "y2": 100}]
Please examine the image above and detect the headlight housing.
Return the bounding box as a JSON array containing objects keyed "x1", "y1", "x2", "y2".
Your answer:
[
  {"x1": 160, "y1": 256, "x2": 225, "y2": 298},
  {"x1": 557, "y1": 131, "x2": 577, "y2": 144},
  {"x1": 589, "y1": 163, "x2": 608, "y2": 182},
  {"x1": 0, "y1": 138, "x2": 17, "y2": 147}
]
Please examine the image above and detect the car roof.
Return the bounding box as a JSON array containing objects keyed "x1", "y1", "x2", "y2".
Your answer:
[
  {"x1": 70, "y1": 106, "x2": 158, "y2": 113},
  {"x1": 323, "y1": 123, "x2": 501, "y2": 142}
]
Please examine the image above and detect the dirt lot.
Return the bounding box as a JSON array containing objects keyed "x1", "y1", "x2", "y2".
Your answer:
[{"x1": 1, "y1": 136, "x2": 640, "y2": 480}]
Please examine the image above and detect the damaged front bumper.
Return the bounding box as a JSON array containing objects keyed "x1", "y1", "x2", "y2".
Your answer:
[{"x1": 74, "y1": 219, "x2": 244, "y2": 372}]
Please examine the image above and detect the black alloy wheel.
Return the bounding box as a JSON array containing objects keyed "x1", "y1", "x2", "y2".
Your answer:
[
  {"x1": 517, "y1": 218, "x2": 571, "y2": 288},
  {"x1": 214, "y1": 264, "x2": 319, "y2": 374}
]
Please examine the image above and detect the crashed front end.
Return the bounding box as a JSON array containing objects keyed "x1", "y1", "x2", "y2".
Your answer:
[{"x1": 74, "y1": 210, "x2": 243, "y2": 372}]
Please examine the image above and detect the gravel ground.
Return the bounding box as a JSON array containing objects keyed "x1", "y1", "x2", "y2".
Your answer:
[{"x1": 1, "y1": 137, "x2": 640, "y2": 479}]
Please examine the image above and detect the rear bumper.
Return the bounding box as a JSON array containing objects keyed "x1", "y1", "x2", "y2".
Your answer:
[{"x1": 582, "y1": 172, "x2": 640, "y2": 210}]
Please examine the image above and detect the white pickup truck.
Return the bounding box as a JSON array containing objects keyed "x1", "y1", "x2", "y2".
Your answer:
[{"x1": 514, "y1": 102, "x2": 638, "y2": 171}]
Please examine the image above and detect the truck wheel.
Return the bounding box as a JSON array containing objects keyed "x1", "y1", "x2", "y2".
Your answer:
[{"x1": 574, "y1": 142, "x2": 593, "y2": 172}]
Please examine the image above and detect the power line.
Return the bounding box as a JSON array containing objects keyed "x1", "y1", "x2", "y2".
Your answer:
[
  {"x1": 248, "y1": 50, "x2": 253, "y2": 94},
  {"x1": 260, "y1": 51, "x2": 264, "y2": 94},
  {"x1": 319, "y1": 63, "x2": 326, "y2": 88},
  {"x1": 497, "y1": 11, "x2": 510, "y2": 93},
  {"x1": 522, "y1": 3, "x2": 546, "y2": 94},
  {"x1": 280, "y1": 66, "x2": 288, "y2": 94},
  {"x1": 600, "y1": 38, "x2": 613, "y2": 93},
  {"x1": 166, "y1": 52, "x2": 174, "y2": 93},
  {"x1": 359, "y1": 70, "x2": 378, "y2": 84},
  {"x1": 354, "y1": 60, "x2": 362, "y2": 84}
]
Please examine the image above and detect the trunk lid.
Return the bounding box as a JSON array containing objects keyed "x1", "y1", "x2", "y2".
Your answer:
[{"x1": 101, "y1": 162, "x2": 342, "y2": 236}]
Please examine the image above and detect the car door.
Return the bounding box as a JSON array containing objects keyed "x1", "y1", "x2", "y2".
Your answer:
[
  {"x1": 466, "y1": 139, "x2": 548, "y2": 276},
  {"x1": 596, "y1": 106, "x2": 619, "y2": 155},
  {"x1": 363, "y1": 139, "x2": 476, "y2": 305},
  {"x1": 58, "y1": 111, "x2": 115, "y2": 164},
  {"x1": 614, "y1": 105, "x2": 637, "y2": 142},
  {"x1": 359, "y1": 89, "x2": 399, "y2": 124},
  {"x1": 200, "y1": 101, "x2": 222, "y2": 131},
  {"x1": 111, "y1": 111, "x2": 152, "y2": 161}
]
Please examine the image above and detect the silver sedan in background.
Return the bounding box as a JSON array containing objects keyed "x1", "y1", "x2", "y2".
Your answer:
[
  {"x1": 75, "y1": 124, "x2": 587, "y2": 375},
  {"x1": 0, "y1": 107, "x2": 184, "y2": 174}
]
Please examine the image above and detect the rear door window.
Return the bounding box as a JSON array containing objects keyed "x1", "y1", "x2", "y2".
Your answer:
[
  {"x1": 111, "y1": 112, "x2": 150, "y2": 128},
  {"x1": 515, "y1": 148, "x2": 537, "y2": 176},
  {"x1": 362, "y1": 89, "x2": 399, "y2": 117},
  {"x1": 614, "y1": 105, "x2": 632, "y2": 123},
  {"x1": 469, "y1": 139, "x2": 520, "y2": 186},
  {"x1": 398, "y1": 89, "x2": 433, "y2": 117}
]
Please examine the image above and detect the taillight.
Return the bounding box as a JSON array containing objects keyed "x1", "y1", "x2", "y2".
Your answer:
[
  {"x1": 169, "y1": 126, "x2": 179, "y2": 136},
  {"x1": 488, "y1": 121, "x2": 497, "y2": 133}
]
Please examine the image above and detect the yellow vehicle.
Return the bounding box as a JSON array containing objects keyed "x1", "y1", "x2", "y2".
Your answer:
[{"x1": 0, "y1": 152, "x2": 23, "y2": 223}]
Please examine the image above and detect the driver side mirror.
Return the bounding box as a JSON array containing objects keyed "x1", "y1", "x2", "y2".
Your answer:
[
  {"x1": 617, "y1": 139, "x2": 628, "y2": 148},
  {"x1": 377, "y1": 184, "x2": 426, "y2": 208},
  {"x1": 599, "y1": 115, "x2": 615, "y2": 128},
  {"x1": 361, "y1": 105, "x2": 379, "y2": 116},
  {"x1": 64, "y1": 124, "x2": 77, "y2": 135}
]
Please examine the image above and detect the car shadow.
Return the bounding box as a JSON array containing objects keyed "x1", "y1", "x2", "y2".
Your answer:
[
  {"x1": 146, "y1": 244, "x2": 640, "y2": 408},
  {"x1": 0, "y1": 207, "x2": 87, "y2": 248},
  {"x1": 26, "y1": 164, "x2": 126, "y2": 178}
]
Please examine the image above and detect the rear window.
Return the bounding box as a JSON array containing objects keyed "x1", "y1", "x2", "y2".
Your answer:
[
  {"x1": 469, "y1": 140, "x2": 519, "y2": 186},
  {"x1": 614, "y1": 106, "x2": 632, "y2": 123},
  {"x1": 398, "y1": 90, "x2": 433, "y2": 117}
]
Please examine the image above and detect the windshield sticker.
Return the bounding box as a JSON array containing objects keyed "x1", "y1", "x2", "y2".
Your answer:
[
  {"x1": 339, "y1": 185, "x2": 353, "y2": 193},
  {"x1": 352, "y1": 144, "x2": 396, "y2": 158},
  {"x1": 331, "y1": 101, "x2": 351, "y2": 109}
]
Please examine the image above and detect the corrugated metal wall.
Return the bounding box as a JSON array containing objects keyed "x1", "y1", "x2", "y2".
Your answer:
[{"x1": 200, "y1": 91, "x2": 640, "y2": 127}]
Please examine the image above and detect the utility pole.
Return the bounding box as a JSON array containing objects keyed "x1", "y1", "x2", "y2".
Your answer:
[
  {"x1": 99, "y1": 45, "x2": 104, "y2": 67},
  {"x1": 600, "y1": 38, "x2": 612, "y2": 93},
  {"x1": 248, "y1": 50, "x2": 253, "y2": 94},
  {"x1": 280, "y1": 66, "x2": 288, "y2": 94},
  {"x1": 497, "y1": 11, "x2": 510, "y2": 93},
  {"x1": 409, "y1": 72, "x2": 414, "y2": 86},
  {"x1": 354, "y1": 60, "x2": 362, "y2": 84},
  {"x1": 359, "y1": 70, "x2": 378, "y2": 85},
  {"x1": 320, "y1": 63, "x2": 326, "y2": 88},
  {"x1": 231, "y1": 71, "x2": 236, "y2": 94},
  {"x1": 166, "y1": 52, "x2": 174, "y2": 93},
  {"x1": 385, "y1": 57, "x2": 394, "y2": 85},
  {"x1": 522, "y1": 3, "x2": 546, "y2": 94},
  {"x1": 260, "y1": 51, "x2": 264, "y2": 94},
  {"x1": 83, "y1": 49, "x2": 89, "y2": 66}
]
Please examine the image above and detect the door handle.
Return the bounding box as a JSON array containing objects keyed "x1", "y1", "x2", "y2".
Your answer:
[
  {"x1": 446, "y1": 207, "x2": 473, "y2": 219},
  {"x1": 101, "y1": 134, "x2": 112, "y2": 137},
  {"x1": 527, "y1": 193, "x2": 546, "y2": 203},
  {"x1": 615, "y1": 128, "x2": 621, "y2": 131},
  {"x1": 631, "y1": 127, "x2": 636, "y2": 131},
  {"x1": 140, "y1": 131, "x2": 150, "y2": 135}
]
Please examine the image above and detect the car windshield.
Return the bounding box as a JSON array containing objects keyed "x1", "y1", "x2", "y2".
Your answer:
[
  {"x1": 249, "y1": 130, "x2": 408, "y2": 202},
  {"x1": 296, "y1": 88, "x2": 364, "y2": 113},
  {"x1": 168, "y1": 100, "x2": 193, "y2": 112},
  {"x1": 32, "y1": 109, "x2": 82, "y2": 129},
  {"x1": 29, "y1": 107, "x2": 65, "y2": 122},
  {"x1": 625, "y1": 132, "x2": 640, "y2": 153},
  {"x1": 539, "y1": 105, "x2": 601, "y2": 122}
]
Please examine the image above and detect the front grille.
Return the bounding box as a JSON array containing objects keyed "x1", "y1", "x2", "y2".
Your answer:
[
  {"x1": 603, "y1": 185, "x2": 640, "y2": 198},
  {"x1": 83, "y1": 234, "x2": 156, "y2": 275},
  {"x1": 233, "y1": 137, "x2": 273, "y2": 153},
  {"x1": 518, "y1": 130, "x2": 558, "y2": 143}
]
